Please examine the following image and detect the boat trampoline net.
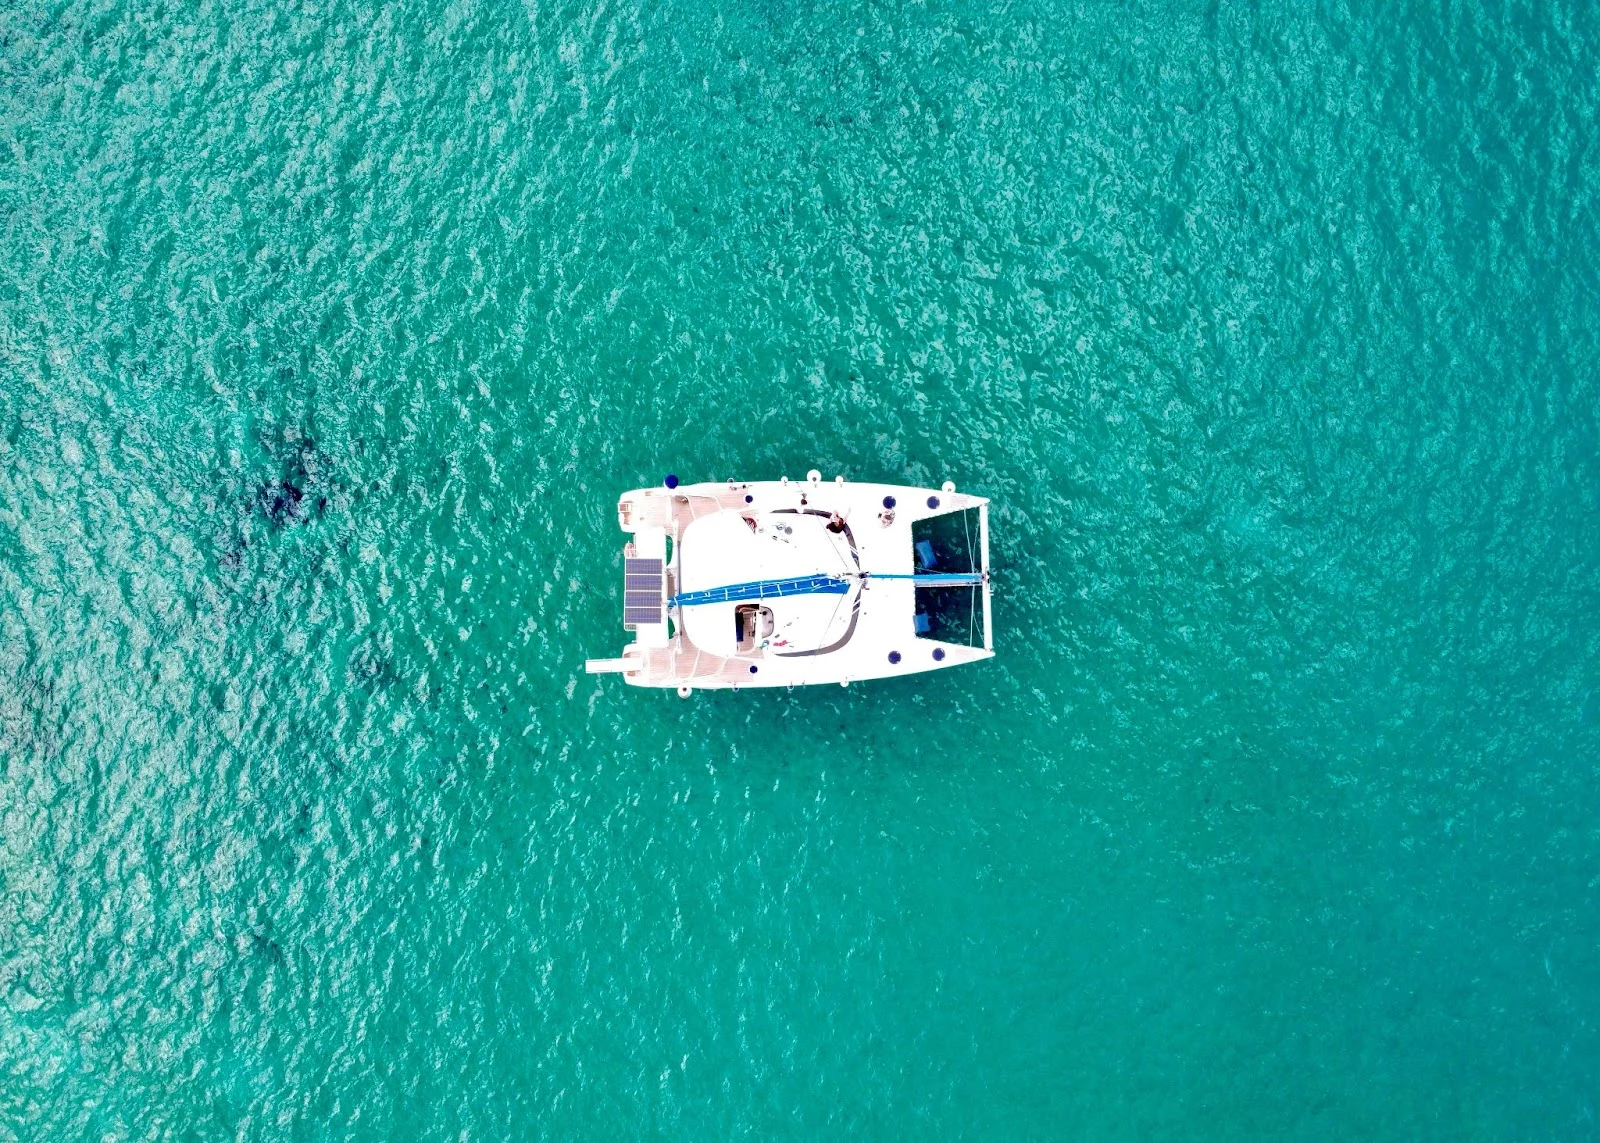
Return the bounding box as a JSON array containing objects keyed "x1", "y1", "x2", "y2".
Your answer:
[{"x1": 911, "y1": 507, "x2": 986, "y2": 648}]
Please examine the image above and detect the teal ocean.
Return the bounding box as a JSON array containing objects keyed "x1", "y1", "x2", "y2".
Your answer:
[{"x1": 3, "y1": 0, "x2": 1598, "y2": 1136}]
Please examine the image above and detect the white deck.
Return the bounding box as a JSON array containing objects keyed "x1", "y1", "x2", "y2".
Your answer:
[{"x1": 585, "y1": 473, "x2": 994, "y2": 691}]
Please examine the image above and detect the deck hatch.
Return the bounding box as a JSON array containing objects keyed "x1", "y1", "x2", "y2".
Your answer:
[{"x1": 622, "y1": 557, "x2": 665, "y2": 628}]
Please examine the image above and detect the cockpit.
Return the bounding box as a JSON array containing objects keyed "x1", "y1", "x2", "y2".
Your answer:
[{"x1": 734, "y1": 604, "x2": 775, "y2": 653}]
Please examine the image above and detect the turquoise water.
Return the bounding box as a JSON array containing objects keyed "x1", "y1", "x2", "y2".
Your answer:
[{"x1": 3, "y1": 0, "x2": 1599, "y2": 1135}]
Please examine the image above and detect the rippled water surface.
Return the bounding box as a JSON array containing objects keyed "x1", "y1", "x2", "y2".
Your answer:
[{"x1": 3, "y1": 0, "x2": 1599, "y2": 1136}]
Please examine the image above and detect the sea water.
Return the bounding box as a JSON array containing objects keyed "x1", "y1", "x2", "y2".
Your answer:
[{"x1": 2, "y1": 0, "x2": 1597, "y2": 1135}]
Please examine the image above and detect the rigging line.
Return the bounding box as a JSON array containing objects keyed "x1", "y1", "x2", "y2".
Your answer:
[
  {"x1": 830, "y1": 520, "x2": 860, "y2": 576},
  {"x1": 968, "y1": 579, "x2": 977, "y2": 647},
  {"x1": 817, "y1": 573, "x2": 853, "y2": 646},
  {"x1": 828, "y1": 525, "x2": 854, "y2": 578},
  {"x1": 776, "y1": 588, "x2": 862, "y2": 659},
  {"x1": 962, "y1": 506, "x2": 974, "y2": 574},
  {"x1": 771, "y1": 506, "x2": 860, "y2": 575}
]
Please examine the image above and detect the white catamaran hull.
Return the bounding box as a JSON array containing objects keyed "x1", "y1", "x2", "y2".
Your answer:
[{"x1": 584, "y1": 472, "x2": 994, "y2": 692}]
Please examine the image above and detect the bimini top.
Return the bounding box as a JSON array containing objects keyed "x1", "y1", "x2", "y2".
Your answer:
[{"x1": 585, "y1": 471, "x2": 993, "y2": 693}]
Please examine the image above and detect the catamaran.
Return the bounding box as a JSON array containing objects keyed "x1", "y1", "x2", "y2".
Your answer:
[{"x1": 584, "y1": 471, "x2": 993, "y2": 693}]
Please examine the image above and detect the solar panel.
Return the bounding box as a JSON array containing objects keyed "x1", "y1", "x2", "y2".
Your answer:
[{"x1": 622, "y1": 557, "x2": 664, "y2": 628}]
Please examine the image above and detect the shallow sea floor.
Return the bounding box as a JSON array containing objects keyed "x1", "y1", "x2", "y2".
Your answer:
[{"x1": 3, "y1": 0, "x2": 1598, "y2": 1136}]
